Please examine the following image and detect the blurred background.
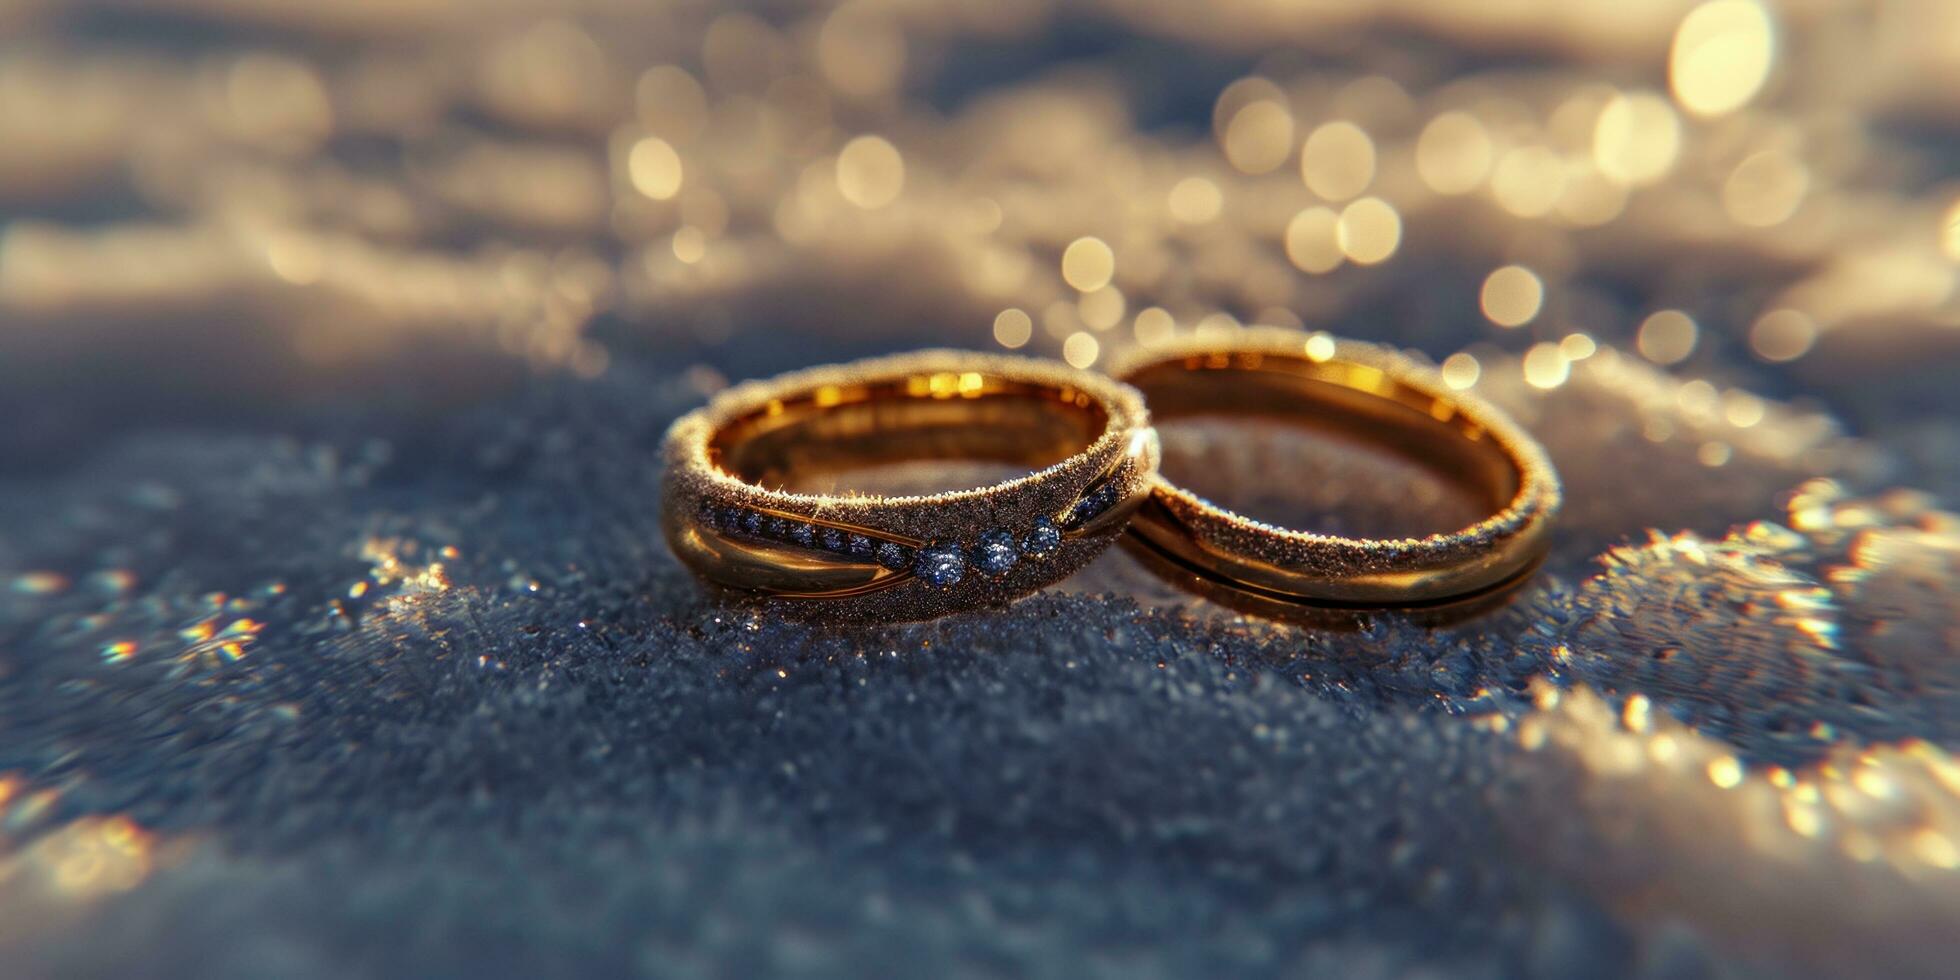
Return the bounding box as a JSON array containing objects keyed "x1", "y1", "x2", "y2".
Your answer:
[{"x1": 1, "y1": 1, "x2": 1958, "y2": 976}]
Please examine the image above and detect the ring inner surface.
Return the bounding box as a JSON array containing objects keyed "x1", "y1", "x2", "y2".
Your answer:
[
  {"x1": 710, "y1": 372, "x2": 1109, "y2": 494},
  {"x1": 1125, "y1": 356, "x2": 1519, "y2": 537}
]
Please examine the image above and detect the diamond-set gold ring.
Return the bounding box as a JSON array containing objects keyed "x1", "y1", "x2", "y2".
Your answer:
[{"x1": 660, "y1": 350, "x2": 1160, "y2": 622}]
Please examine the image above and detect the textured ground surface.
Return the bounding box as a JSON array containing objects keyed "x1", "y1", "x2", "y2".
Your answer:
[{"x1": 2, "y1": 1, "x2": 1959, "y2": 977}]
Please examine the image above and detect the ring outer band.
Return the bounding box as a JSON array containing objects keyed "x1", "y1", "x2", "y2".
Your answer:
[
  {"x1": 661, "y1": 349, "x2": 1160, "y2": 623},
  {"x1": 1108, "y1": 331, "x2": 1561, "y2": 608}
]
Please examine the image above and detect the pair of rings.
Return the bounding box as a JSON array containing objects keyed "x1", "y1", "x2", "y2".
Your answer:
[{"x1": 661, "y1": 330, "x2": 1560, "y2": 623}]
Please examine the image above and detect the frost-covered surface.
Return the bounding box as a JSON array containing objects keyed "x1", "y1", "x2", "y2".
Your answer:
[
  {"x1": 3, "y1": 356, "x2": 1956, "y2": 978},
  {"x1": 3, "y1": 1, "x2": 1959, "y2": 976}
]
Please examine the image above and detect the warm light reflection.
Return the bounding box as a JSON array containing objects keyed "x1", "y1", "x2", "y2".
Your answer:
[
  {"x1": 1303, "y1": 332, "x2": 1336, "y2": 362},
  {"x1": 672, "y1": 226, "x2": 706, "y2": 263},
  {"x1": 1300, "y1": 121, "x2": 1375, "y2": 201},
  {"x1": 1193, "y1": 312, "x2": 1240, "y2": 338},
  {"x1": 1284, "y1": 206, "x2": 1342, "y2": 274},
  {"x1": 1441, "y1": 351, "x2": 1480, "y2": 389},
  {"x1": 1335, "y1": 197, "x2": 1399, "y2": 265},
  {"x1": 1222, "y1": 99, "x2": 1293, "y2": 175},
  {"x1": 1723, "y1": 150, "x2": 1807, "y2": 227},
  {"x1": 636, "y1": 65, "x2": 708, "y2": 140},
  {"x1": 1522, "y1": 342, "x2": 1569, "y2": 389},
  {"x1": 835, "y1": 135, "x2": 904, "y2": 209},
  {"x1": 15, "y1": 815, "x2": 159, "y2": 902},
  {"x1": 1062, "y1": 237, "x2": 1116, "y2": 291},
  {"x1": 1557, "y1": 160, "x2": 1628, "y2": 227},
  {"x1": 1062, "y1": 330, "x2": 1100, "y2": 368},
  {"x1": 1941, "y1": 198, "x2": 1960, "y2": 261},
  {"x1": 1042, "y1": 300, "x2": 1079, "y2": 340},
  {"x1": 1708, "y1": 755, "x2": 1746, "y2": 789},
  {"x1": 1491, "y1": 146, "x2": 1565, "y2": 218},
  {"x1": 1723, "y1": 390, "x2": 1766, "y2": 428},
  {"x1": 1416, "y1": 111, "x2": 1492, "y2": 195},
  {"x1": 1637, "y1": 309, "x2": 1699, "y2": 365},
  {"x1": 221, "y1": 53, "x2": 331, "y2": 154},
  {"x1": 817, "y1": 3, "x2": 907, "y2": 98},
  {"x1": 1670, "y1": 0, "x2": 1776, "y2": 118},
  {"x1": 13, "y1": 571, "x2": 69, "y2": 595},
  {"x1": 1750, "y1": 308, "x2": 1817, "y2": 362},
  {"x1": 628, "y1": 137, "x2": 683, "y2": 200},
  {"x1": 1133, "y1": 306, "x2": 1175, "y2": 345},
  {"x1": 1078, "y1": 285, "x2": 1125, "y2": 330},
  {"x1": 1480, "y1": 265, "x2": 1543, "y2": 327},
  {"x1": 992, "y1": 307, "x2": 1032, "y2": 349},
  {"x1": 1594, "y1": 92, "x2": 1681, "y2": 186},
  {"x1": 1167, "y1": 176, "x2": 1222, "y2": 223}
]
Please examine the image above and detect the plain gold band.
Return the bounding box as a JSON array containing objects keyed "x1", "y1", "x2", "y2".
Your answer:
[
  {"x1": 661, "y1": 350, "x2": 1159, "y2": 622},
  {"x1": 1109, "y1": 330, "x2": 1561, "y2": 608}
]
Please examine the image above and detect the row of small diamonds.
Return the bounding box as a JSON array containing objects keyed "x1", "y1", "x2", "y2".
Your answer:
[
  {"x1": 701, "y1": 501, "x2": 1067, "y2": 589},
  {"x1": 1057, "y1": 477, "x2": 1124, "y2": 531}
]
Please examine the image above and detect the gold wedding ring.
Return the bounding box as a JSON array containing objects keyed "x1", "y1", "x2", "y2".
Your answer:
[
  {"x1": 662, "y1": 350, "x2": 1159, "y2": 621},
  {"x1": 1110, "y1": 330, "x2": 1560, "y2": 611}
]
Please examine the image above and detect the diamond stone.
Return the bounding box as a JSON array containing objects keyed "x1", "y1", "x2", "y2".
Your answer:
[
  {"x1": 821, "y1": 528, "x2": 849, "y2": 553},
  {"x1": 914, "y1": 542, "x2": 966, "y2": 588},
  {"x1": 1062, "y1": 481, "x2": 1123, "y2": 529},
  {"x1": 876, "y1": 541, "x2": 912, "y2": 571},
  {"x1": 848, "y1": 534, "x2": 875, "y2": 557},
  {"x1": 1021, "y1": 517, "x2": 1062, "y2": 558},
  {"x1": 789, "y1": 522, "x2": 816, "y2": 547},
  {"x1": 739, "y1": 509, "x2": 764, "y2": 535},
  {"x1": 973, "y1": 528, "x2": 1018, "y2": 576}
]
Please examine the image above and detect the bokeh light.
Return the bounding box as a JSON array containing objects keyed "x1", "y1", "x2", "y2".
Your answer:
[
  {"x1": 1133, "y1": 306, "x2": 1175, "y2": 346},
  {"x1": 835, "y1": 135, "x2": 904, "y2": 209},
  {"x1": 1492, "y1": 146, "x2": 1566, "y2": 218},
  {"x1": 1723, "y1": 150, "x2": 1808, "y2": 227},
  {"x1": 1335, "y1": 197, "x2": 1400, "y2": 265},
  {"x1": 1941, "y1": 199, "x2": 1960, "y2": 261},
  {"x1": 1167, "y1": 176, "x2": 1223, "y2": 223},
  {"x1": 1638, "y1": 310, "x2": 1700, "y2": 365},
  {"x1": 1062, "y1": 330, "x2": 1100, "y2": 368},
  {"x1": 1416, "y1": 112, "x2": 1493, "y2": 195},
  {"x1": 1441, "y1": 352, "x2": 1481, "y2": 389},
  {"x1": 628, "y1": 137, "x2": 683, "y2": 200},
  {"x1": 1481, "y1": 265, "x2": 1544, "y2": 327},
  {"x1": 1061, "y1": 237, "x2": 1116, "y2": 292},
  {"x1": 1078, "y1": 285, "x2": 1126, "y2": 331},
  {"x1": 818, "y1": 3, "x2": 907, "y2": 97},
  {"x1": 1221, "y1": 98, "x2": 1293, "y2": 175},
  {"x1": 1670, "y1": 1, "x2": 1776, "y2": 118},
  {"x1": 1522, "y1": 341, "x2": 1570, "y2": 389},
  {"x1": 1284, "y1": 206, "x2": 1343, "y2": 274},
  {"x1": 1301, "y1": 121, "x2": 1376, "y2": 201},
  {"x1": 1595, "y1": 92, "x2": 1681, "y2": 186},
  {"x1": 993, "y1": 308, "x2": 1033, "y2": 349},
  {"x1": 1750, "y1": 308, "x2": 1816, "y2": 362}
]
